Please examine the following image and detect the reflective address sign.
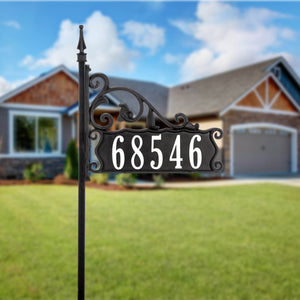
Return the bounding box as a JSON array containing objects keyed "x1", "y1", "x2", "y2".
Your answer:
[{"x1": 92, "y1": 129, "x2": 221, "y2": 173}]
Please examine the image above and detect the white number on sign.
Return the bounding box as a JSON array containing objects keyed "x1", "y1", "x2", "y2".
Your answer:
[
  {"x1": 169, "y1": 135, "x2": 183, "y2": 169},
  {"x1": 189, "y1": 135, "x2": 202, "y2": 169},
  {"x1": 112, "y1": 135, "x2": 125, "y2": 170},
  {"x1": 111, "y1": 133, "x2": 203, "y2": 171},
  {"x1": 131, "y1": 135, "x2": 144, "y2": 170},
  {"x1": 150, "y1": 134, "x2": 163, "y2": 170}
]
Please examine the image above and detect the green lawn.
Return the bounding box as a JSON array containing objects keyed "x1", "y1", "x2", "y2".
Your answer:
[{"x1": 0, "y1": 184, "x2": 299, "y2": 300}]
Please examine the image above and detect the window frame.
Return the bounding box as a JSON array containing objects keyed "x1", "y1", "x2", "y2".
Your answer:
[{"x1": 9, "y1": 110, "x2": 62, "y2": 157}]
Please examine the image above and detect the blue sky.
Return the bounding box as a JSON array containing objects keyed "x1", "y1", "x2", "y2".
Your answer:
[{"x1": 0, "y1": 1, "x2": 300, "y2": 96}]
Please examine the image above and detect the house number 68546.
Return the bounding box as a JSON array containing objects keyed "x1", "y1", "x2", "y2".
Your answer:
[{"x1": 112, "y1": 134, "x2": 202, "y2": 171}]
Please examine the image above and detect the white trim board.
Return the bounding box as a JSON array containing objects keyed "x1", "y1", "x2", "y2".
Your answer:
[
  {"x1": 230, "y1": 122, "x2": 298, "y2": 176},
  {"x1": 0, "y1": 103, "x2": 67, "y2": 112},
  {"x1": 0, "y1": 65, "x2": 78, "y2": 104},
  {"x1": 230, "y1": 106, "x2": 299, "y2": 116}
]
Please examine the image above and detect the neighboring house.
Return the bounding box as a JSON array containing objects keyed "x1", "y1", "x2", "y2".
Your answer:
[{"x1": 0, "y1": 57, "x2": 299, "y2": 178}]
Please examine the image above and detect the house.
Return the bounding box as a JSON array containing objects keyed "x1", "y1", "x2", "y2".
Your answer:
[{"x1": 0, "y1": 57, "x2": 299, "y2": 178}]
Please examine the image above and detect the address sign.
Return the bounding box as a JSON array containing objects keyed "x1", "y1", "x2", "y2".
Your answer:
[
  {"x1": 93, "y1": 129, "x2": 221, "y2": 172},
  {"x1": 88, "y1": 73, "x2": 223, "y2": 174}
]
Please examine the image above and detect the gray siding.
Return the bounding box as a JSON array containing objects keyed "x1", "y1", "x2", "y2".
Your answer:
[{"x1": 0, "y1": 107, "x2": 9, "y2": 154}]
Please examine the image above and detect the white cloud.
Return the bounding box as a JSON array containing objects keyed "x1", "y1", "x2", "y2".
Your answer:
[
  {"x1": 0, "y1": 75, "x2": 34, "y2": 97},
  {"x1": 164, "y1": 53, "x2": 183, "y2": 65},
  {"x1": 171, "y1": 1, "x2": 296, "y2": 81},
  {"x1": 22, "y1": 11, "x2": 135, "y2": 72},
  {"x1": 4, "y1": 20, "x2": 21, "y2": 30},
  {"x1": 122, "y1": 20, "x2": 165, "y2": 54},
  {"x1": 0, "y1": 77, "x2": 12, "y2": 96},
  {"x1": 20, "y1": 55, "x2": 34, "y2": 67}
]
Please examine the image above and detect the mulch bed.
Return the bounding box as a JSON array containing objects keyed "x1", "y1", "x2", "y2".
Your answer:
[
  {"x1": 0, "y1": 175, "x2": 155, "y2": 191},
  {"x1": 0, "y1": 174, "x2": 230, "y2": 191},
  {"x1": 0, "y1": 179, "x2": 53, "y2": 186}
]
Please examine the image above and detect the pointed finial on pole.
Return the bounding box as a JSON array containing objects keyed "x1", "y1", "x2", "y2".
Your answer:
[
  {"x1": 77, "y1": 25, "x2": 86, "y2": 53},
  {"x1": 77, "y1": 25, "x2": 87, "y2": 63}
]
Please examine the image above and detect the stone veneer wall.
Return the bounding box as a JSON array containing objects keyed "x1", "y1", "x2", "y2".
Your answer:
[
  {"x1": 0, "y1": 157, "x2": 65, "y2": 179},
  {"x1": 222, "y1": 110, "x2": 300, "y2": 176}
]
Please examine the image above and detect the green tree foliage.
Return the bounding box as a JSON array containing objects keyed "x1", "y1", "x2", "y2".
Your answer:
[{"x1": 64, "y1": 139, "x2": 78, "y2": 180}]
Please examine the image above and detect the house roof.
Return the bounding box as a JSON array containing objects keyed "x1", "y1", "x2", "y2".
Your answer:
[
  {"x1": 2, "y1": 56, "x2": 298, "y2": 119},
  {"x1": 167, "y1": 57, "x2": 281, "y2": 119},
  {"x1": 0, "y1": 65, "x2": 78, "y2": 104},
  {"x1": 69, "y1": 72, "x2": 169, "y2": 117}
]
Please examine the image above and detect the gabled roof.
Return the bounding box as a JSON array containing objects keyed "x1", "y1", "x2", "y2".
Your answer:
[
  {"x1": 0, "y1": 65, "x2": 78, "y2": 104},
  {"x1": 167, "y1": 57, "x2": 281, "y2": 118}
]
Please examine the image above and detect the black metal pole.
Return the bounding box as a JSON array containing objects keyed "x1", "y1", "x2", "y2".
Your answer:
[{"x1": 77, "y1": 25, "x2": 87, "y2": 300}]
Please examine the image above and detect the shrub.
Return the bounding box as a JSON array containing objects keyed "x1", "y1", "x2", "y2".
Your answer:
[
  {"x1": 64, "y1": 139, "x2": 78, "y2": 180},
  {"x1": 23, "y1": 162, "x2": 46, "y2": 182},
  {"x1": 152, "y1": 174, "x2": 164, "y2": 188},
  {"x1": 115, "y1": 173, "x2": 136, "y2": 188},
  {"x1": 90, "y1": 173, "x2": 109, "y2": 185}
]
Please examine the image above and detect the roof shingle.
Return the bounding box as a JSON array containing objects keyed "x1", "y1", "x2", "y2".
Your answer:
[{"x1": 167, "y1": 57, "x2": 280, "y2": 118}]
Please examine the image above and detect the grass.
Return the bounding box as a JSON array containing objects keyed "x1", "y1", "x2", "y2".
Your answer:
[{"x1": 0, "y1": 184, "x2": 299, "y2": 299}]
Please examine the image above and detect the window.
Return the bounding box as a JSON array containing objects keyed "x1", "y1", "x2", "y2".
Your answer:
[
  {"x1": 13, "y1": 115, "x2": 35, "y2": 152},
  {"x1": 248, "y1": 128, "x2": 262, "y2": 134},
  {"x1": 11, "y1": 112, "x2": 61, "y2": 155}
]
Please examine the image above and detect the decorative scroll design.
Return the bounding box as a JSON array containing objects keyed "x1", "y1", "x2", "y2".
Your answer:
[
  {"x1": 89, "y1": 73, "x2": 199, "y2": 132},
  {"x1": 209, "y1": 128, "x2": 223, "y2": 171},
  {"x1": 89, "y1": 129, "x2": 103, "y2": 172}
]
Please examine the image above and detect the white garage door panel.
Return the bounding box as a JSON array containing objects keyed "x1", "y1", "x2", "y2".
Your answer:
[{"x1": 234, "y1": 130, "x2": 291, "y2": 175}]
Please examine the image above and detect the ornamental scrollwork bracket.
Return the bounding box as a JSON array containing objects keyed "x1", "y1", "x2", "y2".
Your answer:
[{"x1": 88, "y1": 73, "x2": 199, "y2": 132}]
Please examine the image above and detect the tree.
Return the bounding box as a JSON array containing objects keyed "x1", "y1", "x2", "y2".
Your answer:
[{"x1": 64, "y1": 139, "x2": 78, "y2": 180}]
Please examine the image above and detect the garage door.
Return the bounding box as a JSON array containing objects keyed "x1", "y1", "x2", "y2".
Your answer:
[{"x1": 233, "y1": 127, "x2": 291, "y2": 175}]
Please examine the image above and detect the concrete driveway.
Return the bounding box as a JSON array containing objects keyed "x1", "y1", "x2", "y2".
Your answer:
[
  {"x1": 136, "y1": 175, "x2": 300, "y2": 189},
  {"x1": 163, "y1": 177, "x2": 300, "y2": 188}
]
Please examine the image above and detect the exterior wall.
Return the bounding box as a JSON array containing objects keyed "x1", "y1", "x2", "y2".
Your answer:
[
  {"x1": 0, "y1": 70, "x2": 76, "y2": 178},
  {"x1": 0, "y1": 157, "x2": 65, "y2": 179},
  {"x1": 0, "y1": 107, "x2": 9, "y2": 154},
  {"x1": 4, "y1": 71, "x2": 78, "y2": 107},
  {"x1": 0, "y1": 108, "x2": 72, "y2": 179},
  {"x1": 222, "y1": 110, "x2": 300, "y2": 175}
]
